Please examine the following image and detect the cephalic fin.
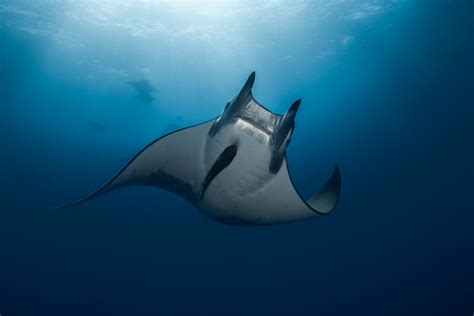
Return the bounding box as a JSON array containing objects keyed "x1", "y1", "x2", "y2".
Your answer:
[
  {"x1": 223, "y1": 72, "x2": 256, "y2": 119},
  {"x1": 274, "y1": 98, "x2": 301, "y2": 150}
]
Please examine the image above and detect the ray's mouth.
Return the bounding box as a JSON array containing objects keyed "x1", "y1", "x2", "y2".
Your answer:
[{"x1": 236, "y1": 115, "x2": 273, "y2": 136}]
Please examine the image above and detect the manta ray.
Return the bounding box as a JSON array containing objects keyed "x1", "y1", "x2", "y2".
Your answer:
[
  {"x1": 128, "y1": 79, "x2": 158, "y2": 104},
  {"x1": 67, "y1": 72, "x2": 341, "y2": 226}
]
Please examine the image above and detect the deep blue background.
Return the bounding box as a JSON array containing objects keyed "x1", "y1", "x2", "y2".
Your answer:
[{"x1": 0, "y1": 1, "x2": 473, "y2": 315}]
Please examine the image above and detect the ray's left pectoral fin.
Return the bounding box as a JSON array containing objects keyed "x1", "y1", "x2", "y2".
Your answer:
[
  {"x1": 305, "y1": 165, "x2": 341, "y2": 214},
  {"x1": 277, "y1": 161, "x2": 341, "y2": 217},
  {"x1": 63, "y1": 118, "x2": 217, "y2": 208},
  {"x1": 260, "y1": 160, "x2": 341, "y2": 223}
]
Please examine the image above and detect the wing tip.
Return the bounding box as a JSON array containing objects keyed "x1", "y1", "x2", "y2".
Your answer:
[
  {"x1": 60, "y1": 182, "x2": 118, "y2": 209},
  {"x1": 59, "y1": 193, "x2": 97, "y2": 209},
  {"x1": 323, "y1": 164, "x2": 342, "y2": 214},
  {"x1": 307, "y1": 164, "x2": 342, "y2": 215}
]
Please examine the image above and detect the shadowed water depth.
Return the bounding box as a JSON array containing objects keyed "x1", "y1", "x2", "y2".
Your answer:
[{"x1": 0, "y1": 1, "x2": 472, "y2": 315}]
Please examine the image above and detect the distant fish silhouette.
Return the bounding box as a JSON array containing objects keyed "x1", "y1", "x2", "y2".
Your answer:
[
  {"x1": 135, "y1": 93, "x2": 155, "y2": 104},
  {"x1": 128, "y1": 79, "x2": 158, "y2": 103},
  {"x1": 65, "y1": 72, "x2": 341, "y2": 226}
]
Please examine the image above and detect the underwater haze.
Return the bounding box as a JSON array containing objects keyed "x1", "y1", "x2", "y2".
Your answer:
[{"x1": 0, "y1": 1, "x2": 473, "y2": 315}]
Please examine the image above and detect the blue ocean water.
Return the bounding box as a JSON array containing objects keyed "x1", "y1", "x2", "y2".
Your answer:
[{"x1": 0, "y1": 1, "x2": 473, "y2": 315}]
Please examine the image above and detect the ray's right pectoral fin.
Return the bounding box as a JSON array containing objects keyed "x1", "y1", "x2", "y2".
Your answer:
[{"x1": 63, "y1": 119, "x2": 216, "y2": 208}]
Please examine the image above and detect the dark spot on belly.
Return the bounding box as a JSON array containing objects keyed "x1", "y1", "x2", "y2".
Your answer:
[{"x1": 200, "y1": 143, "x2": 238, "y2": 199}]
